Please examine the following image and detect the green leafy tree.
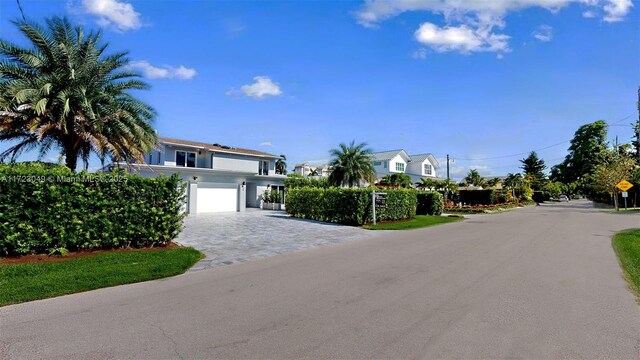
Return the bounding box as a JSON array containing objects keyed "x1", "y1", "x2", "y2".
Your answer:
[
  {"x1": 589, "y1": 150, "x2": 636, "y2": 210},
  {"x1": 379, "y1": 173, "x2": 412, "y2": 188},
  {"x1": 550, "y1": 120, "x2": 608, "y2": 185},
  {"x1": 485, "y1": 177, "x2": 501, "y2": 188},
  {"x1": 275, "y1": 155, "x2": 287, "y2": 175},
  {"x1": 520, "y1": 151, "x2": 547, "y2": 190},
  {"x1": 0, "y1": 17, "x2": 157, "y2": 171},
  {"x1": 328, "y1": 140, "x2": 375, "y2": 188},
  {"x1": 463, "y1": 169, "x2": 487, "y2": 187},
  {"x1": 541, "y1": 181, "x2": 564, "y2": 198},
  {"x1": 503, "y1": 173, "x2": 523, "y2": 189}
]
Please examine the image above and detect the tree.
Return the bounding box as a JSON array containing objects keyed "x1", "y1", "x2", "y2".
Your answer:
[
  {"x1": 308, "y1": 168, "x2": 320, "y2": 177},
  {"x1": 379, "y1": 173, "x2": 411, "y2": 188},
  {"x1": 541, "y1": 181, "x2": 564, "y2": 198},
  {"x1": 275, "y1": 155, "x2": 287, "y2": 175},
  {"x1": 485, "y1": 177, "x2": 501, "y2": 188},
  {"x1": 418, "y1": 178, "x2": 458, "y2": 192},
  {"x1": 520, "y1": 151, "x2": 546, "y2": 190},
  {"x1": 503, "y1": 173, "x2": 523, "y2": 189},
  {"x1": 550, "y1": 120, "x2": 608, "y2": 185},
  {"x1": 328, "y1": 140, "x2": 375, "y2": 187},
  {"x1": 463, "y1": 169, "x2": 486, "y2": 187},
  {"x1": 589, "y1": 150, "x2": 636, "y2": 210},
  {"x1": 0, "y1": 17, "x2": 157, "y2": 170}
]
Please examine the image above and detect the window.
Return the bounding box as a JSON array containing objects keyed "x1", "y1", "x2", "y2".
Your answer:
[
  {"x1": 395, "y1": 162, "x2": 405, "y2": 172},
  {"x1": 373, "y1": 161, "x2": 381, "y2": 166},
  {"x1": 259, "y1": 160, "x2": 270, "y2": 175},
  {"x1": 384, "y1": 162, "x2": 387, "y2": 169},
  {"x1": 424, "y1": 164, "x2": 432, "y2": 175},
  {"x1": 176, "y1": 151, "x2": 196, "y2": 167}
]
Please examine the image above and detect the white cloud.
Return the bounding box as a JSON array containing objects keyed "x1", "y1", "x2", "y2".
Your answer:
[
  {"x1": 128, "y1": 61, "x2": 197, "y2": 80},
  {"x1": 230, "y1": 76, "x2": 283, "y2": 99},
  {"x1": 533, "y1": 24, "x2": 554, "y2": 41},
  {"x1": 259, "y1": 141, "x2": 273, "y2": 147},
  {"x1": 355, "y1": 0, "x2": 632, "y2": 54},
  {"x1": 415, "y1": 22, "x2": 509, "y2": 53},
  {"x1": 582, "y1": 9, "x2": 597, "y2": 17},
  {"x1": 81, "y1": 0, "x2": 142, "y2": 31},
  {"x1": 602, "y1": 0, "x2": 633, "y2": 22}
]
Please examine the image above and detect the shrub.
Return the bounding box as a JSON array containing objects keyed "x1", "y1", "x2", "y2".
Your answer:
[
  {"x1": 286, "y1": 187, "x2": 416, "y2": 225},
  {"x1": 0, "y1": 162, "x2": 186, "y2": 256},
  {"x1": 416, "y1": 191, "x2": 444, "y2": 215},
  {"x1": 261, "y1": 189, "x2": 282, "y2": 203},
  {"x1": 284, "y1": 176, "x2": 329, "y2": 189},
  {"x1": 458, "y1": 190, "x2": 495, "y2": 205}
]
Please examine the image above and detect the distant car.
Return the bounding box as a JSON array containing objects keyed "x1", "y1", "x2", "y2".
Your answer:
[{"x1": 559, "y1": 195, "x2": 569, "y2": 202}]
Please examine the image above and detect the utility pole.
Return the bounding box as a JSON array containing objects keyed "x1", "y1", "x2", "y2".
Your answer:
[
  {"x1": 637, "y1": 87, "x2": 640, "y2": 164},
  {"x1": 446, "y1": 154, "x2": 450, "y2": 181}
]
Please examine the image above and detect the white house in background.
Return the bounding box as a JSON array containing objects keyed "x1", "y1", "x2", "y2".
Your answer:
[
  {"x1": 293, "y1": 163, "x2": 333, "y2": 178},
  {"x1": 106, "y1": 137, "x2": 285, "y2": 213},
  {"x1": 371, "y1": 150, "x2": 442, "y2": 183}
]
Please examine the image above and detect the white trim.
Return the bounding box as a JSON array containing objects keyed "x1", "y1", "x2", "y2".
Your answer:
[{"x1": 161, "y1": 140, "x2": 281, "y2": 160}]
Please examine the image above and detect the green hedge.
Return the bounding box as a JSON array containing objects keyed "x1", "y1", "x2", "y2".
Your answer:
[
  {"x1": 285, "y1": 187, "x2": 416, "y2": 225},
  {"x1": 0, "y1": 162, "x2": 186, "y2": 256},
  {"x1": 459, "y1": 190, "x2": 495, "y2": 205},
  {"x1": 416, "y1": 191, "x2": 444, "y2": 215}
]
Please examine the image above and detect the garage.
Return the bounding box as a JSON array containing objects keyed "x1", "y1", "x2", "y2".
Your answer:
[{"x1": 196, "y1": 183, "x2": 238, "y2": 213}]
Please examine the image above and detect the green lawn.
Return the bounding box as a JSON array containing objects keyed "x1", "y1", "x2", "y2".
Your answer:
[
  {"x1": 612, "y1": 229, "x2": 640, "y2": 297},
  {"x1": 364, "y1": 215, "x2": 462, "y2": 230},
  {"x1": 0, "y1": 247, "x2": 204, "y2": 307}
]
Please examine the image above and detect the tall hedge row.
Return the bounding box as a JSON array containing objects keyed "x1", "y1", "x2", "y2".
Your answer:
[
  {"x1": 458, "y1": 190, "x2": 495, "y2": 205},
  {"x1": 285, "y1": 187, "x2": 441, "y2": 225},
  {"x1": 416, "y1": 191, "x2": 444, "y2": 216},
  {"x1": 0, "y1": 162, "x2": 186, "y2": 256}
]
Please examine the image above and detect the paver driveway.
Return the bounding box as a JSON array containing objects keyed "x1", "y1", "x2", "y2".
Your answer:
[{"x1": 176, "y1": 209, "x2": 379, "y2": 270}]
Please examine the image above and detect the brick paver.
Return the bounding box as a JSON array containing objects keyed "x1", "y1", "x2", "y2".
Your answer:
[{"x1": 176, "y1": 209, "x2": 379, "y2": 270}]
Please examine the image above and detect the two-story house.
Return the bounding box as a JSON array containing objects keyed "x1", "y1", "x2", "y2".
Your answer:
[
  {"x1": 293, "y1": 163, "x2": 333, "y2": 177},
  {"x1": 371, "y1": 150, "x2": 441, "y2": 184},
  {"x1": 109, "y1": 137, "x2": 286, "y2": 213}
]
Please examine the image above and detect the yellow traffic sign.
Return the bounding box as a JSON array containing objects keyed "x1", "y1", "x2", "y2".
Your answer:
[{"x1": 616, "y1": 180, "x2": 633, "y2": 192}]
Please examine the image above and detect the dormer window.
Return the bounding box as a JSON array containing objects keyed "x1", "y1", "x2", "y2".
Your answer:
[
  {"x1": 395, "y1": 162, "x2": 405, "y2": 172},
  {"x1": 424, "y1": 164, "x2": 432, "y2": 175},
  {"x1": 176, "y1": 151, "x2": 196, "y2": 167}
]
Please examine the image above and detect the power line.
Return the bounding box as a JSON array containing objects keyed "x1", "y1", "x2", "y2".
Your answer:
[
  {"x1": 451, "y1": 114, "x2": 634, "y2": 161},
  {"x1": 16, "y1": 0, "x2": 26, "y2": 21}
]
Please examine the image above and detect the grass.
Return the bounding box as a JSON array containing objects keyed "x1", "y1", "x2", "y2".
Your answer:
[
  {"x1": 612, "y1": 229, "x2": 640, "y2": 297},
  {"x1": 364, "y1": 215, "x2": 462, "y2": 230},
  {"x1": 0, "y1": 247, "x2": 204, "y2": 307}
]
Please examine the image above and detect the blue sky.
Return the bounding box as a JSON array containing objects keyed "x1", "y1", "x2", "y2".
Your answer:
[{"x1": 1, "y1": 0, "x2": 638, "y2": 179}]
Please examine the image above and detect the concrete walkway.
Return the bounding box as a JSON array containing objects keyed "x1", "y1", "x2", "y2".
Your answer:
[{"x1": 176, "y1": 209, "x2": 379, "y2": 270}]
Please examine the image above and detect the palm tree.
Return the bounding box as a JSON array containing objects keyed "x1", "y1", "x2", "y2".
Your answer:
[
  {"x1": 328, "y1": 140, "x2": 375, "y2": 187},
  {"x1": 0, "y1": 17, "x2": 157, "y2": 170},
  {"x1": 275, "y1": 154, "x2": 287, "y2": 175},
  {"x1": 463, "y1": 169, "x2": 487, "y2": 188},
  {"x1": 308, "y1": 168, "x2": 320, "y2": 177}
]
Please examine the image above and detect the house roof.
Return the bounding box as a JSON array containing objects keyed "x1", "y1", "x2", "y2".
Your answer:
[
  {"x1": 158, "y1": 137, "x2": 281, "y2": 158},
  {"x1": 408, "y1": 153, "x2": 440, "y2": 169},
  {"x1": 371, "y1": 149, "x2": 409, "y2": 162}
]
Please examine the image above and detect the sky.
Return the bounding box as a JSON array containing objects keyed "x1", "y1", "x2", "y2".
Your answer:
[{"x1": 0, "y1": 0, "x2": 638, "y2": 179}]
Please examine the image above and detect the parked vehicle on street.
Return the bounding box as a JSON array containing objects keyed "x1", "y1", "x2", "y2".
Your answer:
[{"x1": 559, "y1": 195, "x2": 569, "y2": 202}]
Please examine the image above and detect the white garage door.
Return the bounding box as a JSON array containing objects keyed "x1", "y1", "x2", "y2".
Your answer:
[{"x1": 196, "y1": 183, "x2": 238, "y2": 213}]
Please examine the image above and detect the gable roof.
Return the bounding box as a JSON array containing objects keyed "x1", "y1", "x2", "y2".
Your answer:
[
  {"x1": 408, "y1": 153, "x2": 440, "y2": 169},
  {"x1": 371, "y1": 149, "x2": 410, "y2": 162},
  {"x1": 158, "y1": 137, "x2": 281, "y2": 158}
]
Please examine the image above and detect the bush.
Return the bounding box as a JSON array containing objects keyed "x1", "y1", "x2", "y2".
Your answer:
[
  {"x1": 261, "y1": 189, "x2": 282, "y2": 203},
  {"x1": 458, "y1": 190, "x2": 495, "y2": 205},
  {"x1": 286, "y1": 187, "x2": 416, "y2": 225},
  {"x1": 284, "y1": 176, "x2": 329, "y2": 189},
  {"x1": 416, "y1": 191, "x2": 443, "y2": 215},
  {"x1": 0, "y1": 162, "x2": 186, "y2": 256}
]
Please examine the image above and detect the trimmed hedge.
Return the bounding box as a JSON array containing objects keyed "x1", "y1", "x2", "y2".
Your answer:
[
  {"x1": 416, "y1": 191, "x2": 444, "y2": 216},
  {"x1": 285, "y1": 187, "x2": 416, "y2": 225},
  {"x1": 459, "y1": 190, "x2": 495, "y2": 205},
  {"x1": 0, "y1": 162, "x2": 186, "y2": 256}
]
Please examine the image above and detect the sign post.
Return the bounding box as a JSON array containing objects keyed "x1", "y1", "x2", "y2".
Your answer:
[
  {"x1": 372, "y1": 191, "x2": 387, "y2": 225},
  {"x1": 616, "y1": 180, "x2": 634, "y2": 211}
]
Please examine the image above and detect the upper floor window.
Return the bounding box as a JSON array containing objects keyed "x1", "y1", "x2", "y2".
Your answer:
[
  {"x1": 395, "y1": 162, "x2": 405, "y2": 172},
  {"x1": 259, "y1": 160, "x2": 269, "y2": 175},
  {"x1": 424, "y1": 164, "x2": 432, "y2": 175},
  {"x1": 176, "y1": 151, "x2": 196, "y2": 167},
  {"x1": 384, "y1": 162, "x2": 387, "y2": 169},
  {"x1": 373, "y1": 161, "x2": 382, "y2": 166}
]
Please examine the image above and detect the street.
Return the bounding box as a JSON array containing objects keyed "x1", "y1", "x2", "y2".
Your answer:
[{"x1": 1, "y1": 200, "x2": 639, "y2": 359}]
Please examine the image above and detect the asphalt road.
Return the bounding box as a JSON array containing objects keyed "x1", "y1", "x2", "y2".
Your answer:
[{"x1": 2, "y1": 200, "x2": 639, "y2": 359}]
